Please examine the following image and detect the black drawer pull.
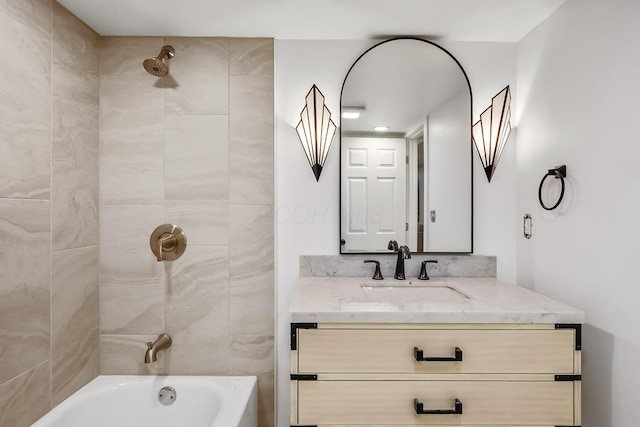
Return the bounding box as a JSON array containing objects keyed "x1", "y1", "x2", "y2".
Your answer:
[
  {"x1": 414, "y1": 346, "x2": 463, "y2": 362},
  {"x1": 414, "y1": 398, "x2": 463, "y2": 415}
]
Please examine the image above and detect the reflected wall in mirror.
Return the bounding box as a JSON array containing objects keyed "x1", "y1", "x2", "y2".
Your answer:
[{"x1": 340, "y1": 38, "x2": 472, "y2": 254}]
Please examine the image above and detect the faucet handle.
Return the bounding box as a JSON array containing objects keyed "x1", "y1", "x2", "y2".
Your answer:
[
  {"x1": 401, "y1": 245, "x2": 411, "y2": 259},
  {"x1": 150, "y1": 224, "x2": 187, "y2": 262},
  {"x1": 387, "y1": 240, "x2": 399, "y2": 252},
  {"x1": 418, "y1": 260, "x2": 438, "y2": 280},
  {"x1": 364, "y1": 260, "x2": 384, "y2": 280}
]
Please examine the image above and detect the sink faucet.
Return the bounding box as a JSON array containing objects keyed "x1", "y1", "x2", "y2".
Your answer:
[
  {"x1": 144, "y1": 334, "x2": 172, "y2": 363},
  {"x1": 392, "y1": 244, "x2": 411, "y2": 280}
]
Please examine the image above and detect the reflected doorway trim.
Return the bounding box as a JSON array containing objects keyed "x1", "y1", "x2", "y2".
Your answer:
[{"x1": 405, "y1": 123, "x2": 423, "y2": 251}]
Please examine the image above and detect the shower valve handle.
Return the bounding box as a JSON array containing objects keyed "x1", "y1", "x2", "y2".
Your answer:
[
  {"x1": 150, "y1": 224, "x2": 187, "y2": 262},
  {"x1": 157, "y1": 234, "x2": 177, "y2": 262}
]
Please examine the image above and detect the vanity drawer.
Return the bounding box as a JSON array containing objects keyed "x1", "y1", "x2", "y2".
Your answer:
[
  {"x1": 296, "y1": 328, "x2": 576, "y2": 374},
  {"x1": 297, "y1": 380, "x2": 576, "y2": 425}
]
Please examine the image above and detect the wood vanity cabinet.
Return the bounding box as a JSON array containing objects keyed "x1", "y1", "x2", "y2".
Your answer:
[{"x1": 290, "y1": 323, "x2": 582, "y2": 427}]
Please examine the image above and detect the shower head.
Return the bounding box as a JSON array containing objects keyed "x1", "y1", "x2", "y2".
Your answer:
[
  {"x1": 143, "y1": 57, "x2": 168, "y2": 77},
  {"x1": 143, "y1": 45, "x2": 175, "y2": 77}
]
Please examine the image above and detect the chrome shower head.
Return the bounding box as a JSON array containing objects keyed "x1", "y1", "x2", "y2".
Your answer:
[{"x1": 143, "y1": 45, "x2": 175, "y2": 77}]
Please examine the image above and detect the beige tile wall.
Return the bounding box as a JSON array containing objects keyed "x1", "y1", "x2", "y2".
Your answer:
[
  {"x1": 0, "y1": 4, "x2": 274, "y2": 425},
  {"x1": 98, "y1": 37, "x2": 275, "y2": 427},
  {"x1": 0, "y1": 1, "x2": 100, "y2": 425}
]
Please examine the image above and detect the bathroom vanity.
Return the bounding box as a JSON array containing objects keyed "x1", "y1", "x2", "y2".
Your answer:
[{"x1": 289, "y1": 277, "x2": 584, "y2": 426}]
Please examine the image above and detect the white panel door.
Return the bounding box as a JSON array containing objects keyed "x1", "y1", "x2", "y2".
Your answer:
[{"x1": 341, "y1": 137, "x2": 406, "y2": 252}]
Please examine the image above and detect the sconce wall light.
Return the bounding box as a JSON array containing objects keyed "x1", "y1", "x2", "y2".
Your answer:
[
  {"x1": 472, "y1": 85, "x2": 512, "y2": 182},
  {"x1": 295, "y1": 85, "x2": 337, "y2": 181}
]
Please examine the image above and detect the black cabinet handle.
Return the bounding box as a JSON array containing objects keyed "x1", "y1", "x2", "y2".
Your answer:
[
  {"x1": 414, "y1": 346, "x2": 463, "y2": 362},
  {"x1": 414, "y1": 398, "x2": 463, "y2": 415}
]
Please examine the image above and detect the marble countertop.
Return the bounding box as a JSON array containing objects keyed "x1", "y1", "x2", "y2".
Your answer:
[{"x1": 289, "y1": 277, "x2": 585, "y2": 324}]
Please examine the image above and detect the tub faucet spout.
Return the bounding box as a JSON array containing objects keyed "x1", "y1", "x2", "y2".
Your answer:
[{"x1": 144, "y1": 334, "x2": 172, "y2": 363}]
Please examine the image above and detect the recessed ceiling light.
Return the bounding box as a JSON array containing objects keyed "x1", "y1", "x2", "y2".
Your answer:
[{"x1": 373, "y1": 126, "x2": 389, "y2": 132}]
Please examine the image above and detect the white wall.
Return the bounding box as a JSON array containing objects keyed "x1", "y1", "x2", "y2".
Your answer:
[
  {"x1": 275, "y1": 39, "x2": 517, "y2": 426},
  {"x1": 426, "y1": 89, "x2": 472, "y2": 251},
  {"x1": 516, "y1": 0, "x2": 640, "y2": 425}
]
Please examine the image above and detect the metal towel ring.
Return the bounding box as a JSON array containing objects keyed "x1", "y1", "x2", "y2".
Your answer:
[{"x1": 538, "y1": 165, "x2": 566, "y2": 211}]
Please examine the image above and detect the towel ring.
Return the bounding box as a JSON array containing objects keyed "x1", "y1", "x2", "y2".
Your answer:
[{"x1": 538, "y1": 165, "x2": 566, "y2": 211}]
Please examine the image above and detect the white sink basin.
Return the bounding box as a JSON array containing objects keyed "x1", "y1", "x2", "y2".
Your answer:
[{"x1": 360, "y1": 282, "x2": 470, "y2": 302}]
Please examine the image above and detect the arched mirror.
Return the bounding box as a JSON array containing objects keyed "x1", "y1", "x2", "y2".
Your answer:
[{"x1": 340, "y1": 38, "x2": 472, "y2": 253}]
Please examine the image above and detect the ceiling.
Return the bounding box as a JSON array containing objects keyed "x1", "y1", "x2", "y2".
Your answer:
[{"x1": 57, "y1": 0, "x2": 567, "y2": 41}]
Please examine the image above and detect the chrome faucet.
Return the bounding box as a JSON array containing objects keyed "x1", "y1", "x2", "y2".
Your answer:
[
  {"x1": 388, "y1": 240, "x2": 411, "y2": 280},
  {"x1": 144, "y1": 334, "x2": 172, "y2": 363}
]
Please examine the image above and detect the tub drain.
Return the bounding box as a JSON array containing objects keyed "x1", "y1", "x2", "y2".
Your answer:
[{"x1": 158, "y1": 386, "x2": 177, "y2": 405}]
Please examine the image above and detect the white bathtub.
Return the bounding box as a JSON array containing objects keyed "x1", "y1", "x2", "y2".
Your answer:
[{"x1": 32, "y1": 375, "x2": 258, "y2": 427}]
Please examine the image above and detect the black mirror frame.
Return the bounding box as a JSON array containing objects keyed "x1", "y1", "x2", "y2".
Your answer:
[{"x1": 339, "y1": 37, "x2": 474, "y2": 255}]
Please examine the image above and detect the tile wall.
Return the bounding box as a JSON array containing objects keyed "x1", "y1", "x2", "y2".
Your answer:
[
  {"x1": 0, "y1": 4, "x2": 274, "y2": 426},
  {"x1": 0, "y1": 1, "x2": 100, "y2": 425},
  {"x1": 98, "y1": 37, "x2": 274, "y2": 426}
]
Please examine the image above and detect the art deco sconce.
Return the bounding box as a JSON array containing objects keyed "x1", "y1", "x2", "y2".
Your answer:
[
  {"x1": 472, "y1": 85, "x2": 512, "y2": 182},
  {"x1": 295, "y1": 85, "x2": 337, "y2": 181}
]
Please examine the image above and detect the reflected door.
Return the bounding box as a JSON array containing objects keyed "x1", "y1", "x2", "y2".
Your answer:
[{"x1": 341, "y1": 137, "x2": 406, "y2": 252}]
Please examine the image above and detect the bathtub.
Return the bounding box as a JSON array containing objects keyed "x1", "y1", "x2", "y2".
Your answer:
[{"x1": 32, "y1": 375, "x2": 257, "y2": 427}]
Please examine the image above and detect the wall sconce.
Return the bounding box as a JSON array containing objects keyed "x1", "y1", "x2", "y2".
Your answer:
[
  {"x1": 472, "y1": 85, "x2": 512, "y2": 182},
  {"x1": 295, "y1": 85, "x2": 337, "y2": 181}
]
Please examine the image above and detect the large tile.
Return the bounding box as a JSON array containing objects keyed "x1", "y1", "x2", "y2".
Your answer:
[
  {"x1": 164, "y1": 115, "x2": 229, "y2": 201},
  {"x1": 0, "y1": 0, "x2": 51, "y2": 37},
  {"x1": 100, "y1": 76, "x2": 164, "y2": 204},
  {"x1": 165, "y1": 201, "x2": 229, "y2": 245},
  {"x1": 229, "y1": 275, "x2": 274, "y2": 336},
  {"x1": 230, "y1": 38, "x2": 274, "y2": 75},
  {"x1": 229, "y1": 74, "x2": 274, "y2": 205},
  {"x1": 100, "y1": 335, "x2": 165, "y2": 375},
  {"x1": 229, "y1": 205, "x2": 274, "y2": 336},
  {"x1": 229, "y1": 334, "x2": 275, "y2": 427},
  {"x1": 52, "y1": 1, "x2": 100, "y2": 113},
  {"x1": 165, "y1": 246, "x2": 229, "y2": 338},
  {"x1": 100, "y1": 36, "x2": 164, "y2": 77},
  {"x1": 229, "y1": 335, "x2": 274, "y2": 376},
  {"x1": 52, "y1": 98, "x2": 99, "y2": 250},
  {"x1": 164, "y1": 336, "x2": 230, "y2": 375},
  {"x1": 256, "y1": 373, "x2": 275, "y2": 427},
  {"x1": 0, "y1": 11, "x2": 51, "y2": 199},
  {"x1": 100, "y1": 205, "x2": 164, "y2": 287},
  {"x1": 0, "y1": 361, "x2": 50, "y2": 427},
  {"x1": 99, "y1": 204, "x2": 163, "y2": 342},
  {"x1": 229, "y1": 205, "x2": 274, "y2": 279},
  {"x1": 51, "y1": 247, "x2": 99, "y2": 405},
  {"x1": 0, "y1": 199, "x2": 50, "y2": 384},
  {"x1": 164, "y1": 37, "x2": 229, "y2": 115},
  {"x1": 164, "y1": 246, "x2": 230, "y2": 374},
  {"x1": 100, "y1": 283, "x2": 164, "y2": 335}
]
